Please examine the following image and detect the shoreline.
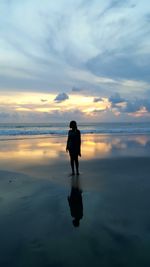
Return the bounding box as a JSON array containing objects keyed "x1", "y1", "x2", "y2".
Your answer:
[{"x1": 0, "y1": 132, "x2": 150, "y2": 142}]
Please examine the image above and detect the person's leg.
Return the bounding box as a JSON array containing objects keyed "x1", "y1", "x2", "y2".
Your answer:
[
  {"x1": 75, "y1": 156, "x2": 79, "y2": 175},
  {"x1": 70, "y1": 156, "x2": 75, "y2": 175}
]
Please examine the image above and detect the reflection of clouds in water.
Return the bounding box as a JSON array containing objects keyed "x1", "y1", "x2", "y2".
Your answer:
[
  {"x1": 0, "y1": 148, "x2": 59, "y2": 159},
  {"x1": 0, "y1": 135, "x2": 150, "y2": 164},
  {"x1": 82, "y1": 135, "x2": 130, "y2": 159},
  {"x1": 111, "y1": 138, "x2": 127, "y2": 149},
  {"x1": 0, "y1": 135, "x2": 149, "y2": 185},
  {"x1": 82, "y1": 135, "x2": 150, "y2": 159},
  {"x1": 82, "y1": 140, "x2": 112, "y2": 159},
  {"x1": 128, "y1": 136, "x2": 149, "y2": 146},
  {"x1": 0, "y1": 137, "x2": 67, "y2": 161}
]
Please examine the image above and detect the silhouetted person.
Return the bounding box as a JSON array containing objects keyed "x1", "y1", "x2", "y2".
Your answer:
[
  {"x1": 66, "y1": 121, "x2": 81, "y2": 175},
  {"x1": 68, "y1": 176, "x2": 83, "y2": 227}
]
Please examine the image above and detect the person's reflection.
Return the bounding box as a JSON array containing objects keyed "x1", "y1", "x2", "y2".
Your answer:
[{"x1": 68, "y1": 175, "x2": 83, "y2": 227}]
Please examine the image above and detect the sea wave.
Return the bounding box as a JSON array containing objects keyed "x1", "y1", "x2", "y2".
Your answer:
[{"x1": 0, "y1": 126, "x2": 150, "y2": 136}]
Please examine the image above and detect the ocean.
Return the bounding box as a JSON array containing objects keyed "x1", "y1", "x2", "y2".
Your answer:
[
  {"x1": 0, "y1": 122, "x2": 150, "y2": 267},
  {"x1": 0, "y1": 122, "x2": 150, "y2": 138}
]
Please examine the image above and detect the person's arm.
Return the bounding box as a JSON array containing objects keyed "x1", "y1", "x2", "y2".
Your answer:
[
  {"x1": 78, "y1": 130, "x2": 81, "y2": 156},
  {"x1": 66, "y1": 131, "x2": 70, "y2": 152}
]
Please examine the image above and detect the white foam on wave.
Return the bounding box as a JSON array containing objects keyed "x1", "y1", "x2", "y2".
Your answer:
[{"x1": 0, "y1": 123, "x2": 150, "y2": 136}]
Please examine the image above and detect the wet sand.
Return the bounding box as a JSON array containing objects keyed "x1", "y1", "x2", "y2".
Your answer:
[{"x1": 0, "y1": 135, "x2": 150, "y2": 267}]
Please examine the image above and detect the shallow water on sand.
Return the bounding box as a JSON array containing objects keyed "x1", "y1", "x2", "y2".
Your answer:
[{"x1": 0, "y1": 135, "x2": 150, "y2": 266}]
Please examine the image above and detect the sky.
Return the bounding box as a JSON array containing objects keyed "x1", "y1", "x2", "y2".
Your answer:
[{"x1": 0, "y1": 0, "x2": 150, "y2": 122}]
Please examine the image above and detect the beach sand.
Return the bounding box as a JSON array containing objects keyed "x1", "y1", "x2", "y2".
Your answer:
[{"x1": 0, "y1": 134, "x2": 150, "y2": 267}]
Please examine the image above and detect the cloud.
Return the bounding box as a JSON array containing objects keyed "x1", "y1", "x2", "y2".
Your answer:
[
  {"x1": 122, "y1": 99, "x2": 150, "y2": 113},
  {"x1": 86, "y1": 53, "x2": 150, "y2": 82},
  {"x1": 123, "y1": 100, "x2": 142, "y2": 113},
  {"x1": 109, "y1": 96, "x2": 150, "y2": 115},
  {"x1": 0, "y1": 112, "x2": 11, "y2": 119},
  {"x1": 54, "y1": 93, "x2": 69, "y2": 103},
  {"x1": 109, "y1": 93, "x2": 125, "y2": 105},
  {"x1": 0, "y1": 0, "x2": 150, "y2": 122},
  {"x1": 0, "y1": 109, "x2": 20, "y2": 121},
  {"x1": 143, "y1": 100, "x2": 150, "y2": 112},
  {"x1": 41, "y1": 99, "x2": 48, "y2": 102},
  {"x1": 101, "y1": 0, "x2": 131, "y2": 14},
  {"x1": 93, "y1": 97, "x2": 103, "y2": 103},
  {"x1": 92, "y1": 109, "x2": 106, "y2": 113},
  {"x1": 0, "y1": 0, "x2": 149, "y2": 94},
  {"x1": 106, "y1": 91, "x2": 150, "y2": 117},
  {"x1": 72, "y1": 87, "x2": 83, "y2": 92},
  {"x1": 37, "y1": 108, "x2": 86, "y2": 122}
]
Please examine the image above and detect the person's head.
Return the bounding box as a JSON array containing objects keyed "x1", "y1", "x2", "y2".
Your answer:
[{"x1": 69, "y1": 120, "x2": 77, "y2": 130}]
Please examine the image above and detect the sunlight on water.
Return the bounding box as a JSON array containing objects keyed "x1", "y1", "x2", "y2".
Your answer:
[
  {"x1": 82, "y1": 140, "x2": 112, "y2": 159},
  {"x1": 0, "y1": 135, "x2": 150, "y2": 173}
]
